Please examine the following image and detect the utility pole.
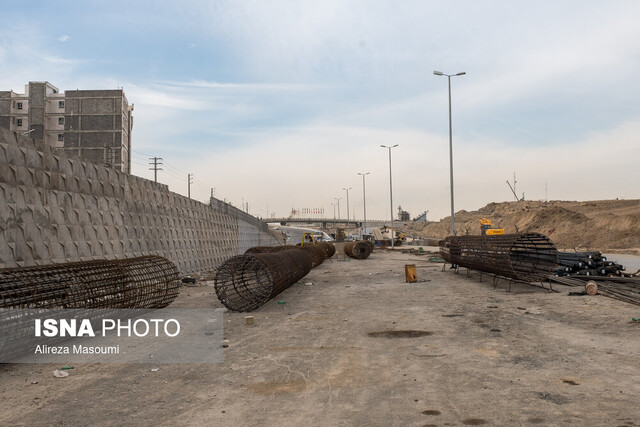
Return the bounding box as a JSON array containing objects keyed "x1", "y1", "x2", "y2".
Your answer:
[
  {"x1": 149, "y1": 157, "x2": 163, "y2": 183},
  {"x1": 188, "y1": 174, "x2": 193, "y2": 199}
]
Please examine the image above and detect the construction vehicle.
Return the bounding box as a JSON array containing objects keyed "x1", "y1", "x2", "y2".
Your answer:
[
  {"x1": 373, "y1": 225, "x2": 404, "y2": 246},
  {"x1": 480, "y1": 218, "x2": 504, "y2": 235}
]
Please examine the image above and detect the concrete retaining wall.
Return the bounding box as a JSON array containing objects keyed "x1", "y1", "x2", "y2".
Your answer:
[{"x1": 0, "y1": 128, "x2": 278, "y2": 274}]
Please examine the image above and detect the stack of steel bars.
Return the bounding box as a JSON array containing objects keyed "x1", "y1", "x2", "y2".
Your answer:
[
  {"x1": 214, "y1": 249, "x2": 313, "y2": 312},
  {"x1": 344, "y1": 241, "x2": 374, "y2": 259},
  {"x1": 549, "y1": 275, "x2": 640, "y2": 306},
  {"x1": 440, "y1": 233, "x2": 558, "y2": 282},
  {"x1": 0, "y1": 256, "x2": 180, "y2": 309},
  {"x1": 555, "y1": 251, "x2": 625, "y2": 277}
]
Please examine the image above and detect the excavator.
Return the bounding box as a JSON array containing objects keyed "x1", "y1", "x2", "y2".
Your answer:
[{"x1": 480, "y1": 218, "x2": 504, "y2": 235}]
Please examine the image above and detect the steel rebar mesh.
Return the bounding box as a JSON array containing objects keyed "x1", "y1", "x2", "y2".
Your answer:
[
  {"x1": 440, "y1": 233, "x2": 558, "y2": 282},
  {"x1": 344, "y1": 241, "x2": 373, "y2": 259},
  {"x1": 214, "y1": 249, "x2": 313, "y2": 312},
  {"x1": 364, "y1": 241, "x2": 374, "y2": 253},
  {"x1": 244, "y1": 245, "x2": 297, "y2": 254},
  {"x1": 0, "y1": 256, "x2": 180, "y2": 309},
  {"x1": 246, "y1": 245, "x2": 324, "y2": 267},
  {"x1": 315, "y1": 242, "x2": 336, "y2": 258},
  {"x1": 299, "y1": 245, "x2": 327, "y2": 268}
]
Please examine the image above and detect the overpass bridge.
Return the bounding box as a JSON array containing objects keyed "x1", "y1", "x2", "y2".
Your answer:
[{"x1": 266, "y1": 218, "x2": 405, "y2": 228}]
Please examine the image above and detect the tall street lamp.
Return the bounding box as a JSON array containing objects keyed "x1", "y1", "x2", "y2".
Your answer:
[
  {"x1": 331, "y1": 202, "x2": 337, "y2": 228},
  {"x1": 380, "y1": 144, "x2": 398, "y2": 249},
  {"x1": 334, "y1": 197, "x2": 342, "y2": 222},
  {"x1": 342, "y1": 187, "x2": 352, "y2": 223},
  {"x1": 434, "y1": 70, "x2": 465, "y2": 236},
  {"x1": 357, "y1": 172, "x2": 370, "y2": 239}
]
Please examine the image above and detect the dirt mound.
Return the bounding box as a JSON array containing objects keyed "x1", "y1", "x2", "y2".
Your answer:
[{"x1": 405, "y1": 199, "x2": 640, "y2": 253}]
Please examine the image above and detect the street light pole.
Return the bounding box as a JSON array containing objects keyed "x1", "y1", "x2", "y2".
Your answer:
[
  {"x1": 334, "y1": 197, "x2": 342, "y2": 224},
  {"x1": 342, "y1": 187, "x2": 352, "y2": 223},
  {"x1": 357, "y1": 172, "x2": 370, "y2": 239},
  {"x1": 380, "y1": 144, "x2": 398, "y2": 249},
  {"x1": 434, "y1": 70, "x2": 465, "y2": 236},
  {"x1": 331, "y1": 202, "x2": 337, "y2": 229}
]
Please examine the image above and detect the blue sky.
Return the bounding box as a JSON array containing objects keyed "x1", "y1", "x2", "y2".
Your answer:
[{"x1": 1, "y1": 1, "x2": 639, "y2": 221}]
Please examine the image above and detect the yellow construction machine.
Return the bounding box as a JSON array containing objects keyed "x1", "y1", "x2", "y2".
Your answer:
[{"x1": 480, "y1": 218, "x2": 504, "y2": 235}]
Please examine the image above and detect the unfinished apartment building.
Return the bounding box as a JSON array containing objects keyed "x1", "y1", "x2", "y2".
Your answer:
[{"x1": 0, "y1": 81, "x2": 133, "y2": 173}]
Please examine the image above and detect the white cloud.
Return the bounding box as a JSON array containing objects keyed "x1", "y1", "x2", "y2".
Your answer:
[{"x1": 58, "y1": 35, "x2": 70, "y2": 42}]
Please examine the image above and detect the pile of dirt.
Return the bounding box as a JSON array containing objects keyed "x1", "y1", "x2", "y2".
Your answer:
[{"x1": 405, "y1": 199, "x2": 640, "y2": 253}]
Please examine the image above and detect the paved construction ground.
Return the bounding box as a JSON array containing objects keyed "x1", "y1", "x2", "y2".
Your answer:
[{"x1": 1, "y1": 247, "x2": 639, "y2": 426}]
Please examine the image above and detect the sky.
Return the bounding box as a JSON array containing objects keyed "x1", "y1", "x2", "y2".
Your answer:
[{"x1": 1, "y1": 1, "x2": 639, "y2": 221}]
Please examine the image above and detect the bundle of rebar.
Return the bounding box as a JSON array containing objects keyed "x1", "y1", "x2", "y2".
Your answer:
[
  {"x1": 549, "y1": 275, "x2": 640, "y2": 306},
  {"x1": 344, "y1": 241, "x2": 373, "y2": 259},
  {"x1": 554, "y1": 251, "x2": 624, "y2": 277},
  {"x1": 214, "y1": 249, "x2": 313, "y2": 312},
  {"x1": 0, "y1": 256, "x2": 180, "y2": 309},
  {"x1": 440, "y1": 233, "x2": 558, "y2": 282}
]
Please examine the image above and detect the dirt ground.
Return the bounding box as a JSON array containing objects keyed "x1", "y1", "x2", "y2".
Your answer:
[
  {"x1": 2, "y1": 247, "x2": 640, "y2": 426},
  {"x1": 404, "y1": 199, "x2": 640, "y2": 254}
]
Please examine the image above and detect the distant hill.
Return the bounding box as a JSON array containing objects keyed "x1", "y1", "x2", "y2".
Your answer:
[{"x1": 405, "y1": 199, "x2": 640, "y2": 253}]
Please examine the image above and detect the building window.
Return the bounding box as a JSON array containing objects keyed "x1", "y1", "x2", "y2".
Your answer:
[
  {"x1": 57, "y1": 134, "x2": 64, "y2": 142},
  {"x1": 16, "y1": 119, "x2": 23, "y2": 127},
  {"x1": 12, "y1": 117, "x2": 15, "y2": 124},
  {"x1": 59, "y1": 101, "x2": 65, "y2": 109},
  {"x1": 17, "y1": 102, "x2": 23, "y2": 110},
  {"x1": 58, "y1": 117, "x2": 64, "y2": 125}
]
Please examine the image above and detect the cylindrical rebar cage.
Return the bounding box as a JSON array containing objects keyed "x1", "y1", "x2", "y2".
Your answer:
[
  {"x1": 299, "y1": 245, "x2": 327, "y2": 267},
  {"x1": 344, "y1": 241, "x2": 373, "y2": 259},
  {"x1": 214, "y1": 249, "x2": 313, "y2": 312},
  {"x1": 315, "y1": 242, "x2": 336, "y2": 258},
  {"x1": 440, "y1": 233, "x2": 558, "y2": 282},
  {"x1": 0, "y1": 256, "x2": 180, "y2": 309},
  {"x1": 247, "y1": 245, "x2": 325, "y2": 268}
]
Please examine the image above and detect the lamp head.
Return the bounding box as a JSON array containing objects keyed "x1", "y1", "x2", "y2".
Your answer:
[{"x1": 433, "y1": 71, "x2": 444, "y2": 76}]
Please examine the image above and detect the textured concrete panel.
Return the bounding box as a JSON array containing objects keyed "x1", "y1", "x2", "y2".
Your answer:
[{"x1": 0, "y1": 127, "x2": 277, "y2": 274}]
